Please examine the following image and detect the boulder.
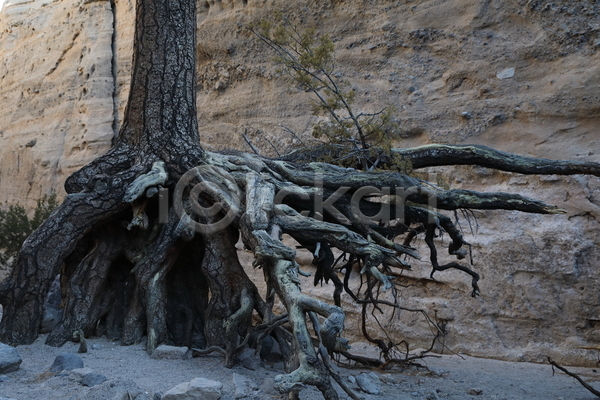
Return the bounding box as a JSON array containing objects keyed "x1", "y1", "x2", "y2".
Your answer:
[
  {"x1": 162, "y1": 377, "x2": 223, "y2": 400},
  {"x1": 236, "y1": 348, "x2": 261, "y2": 370},
  {"x1": 82, "y1": 372, "x2": 108, "y2": 387},
  {"x1": 0, "y1": 343, "x2": 21, "y2": 373},
  {"x1": 69, "y1": 367, "x2": 95, "y2": 382},
  {"x1": 150, "y1": 345, "x2": 189, "y2": 360},
  {"x1": 49, "y1": 353, "x2": 84, "y2": 372},
  {"x1": 232, "y1": 373, "x2": 258, "y2": 399},
  {"x1": 83, "y1": 378, "x2": 146, "y2": 400},
  {"x1": 356, "y1": 371, "x2": 381, "y2": 395}
]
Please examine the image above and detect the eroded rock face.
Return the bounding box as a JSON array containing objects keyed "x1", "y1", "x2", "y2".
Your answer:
[
  {"x1": 0, "y1": 0, "x2": 599, "y2": 365},
  {"x1": 0, "y1": 0, "x2": 115, "y2": 208}
]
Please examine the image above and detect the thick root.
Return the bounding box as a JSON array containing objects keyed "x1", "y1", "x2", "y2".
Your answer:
[
  {"x1": 280, "y1": 143, "x2": 600, "y2": 177},
  {"x1": 46, "y1": 226, "x2": 126, "y2": 347}
]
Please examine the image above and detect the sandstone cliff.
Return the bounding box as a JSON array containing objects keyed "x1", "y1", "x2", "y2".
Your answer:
[{"x1": 0, "y1": 0, "x2": 599, "y2": 366}]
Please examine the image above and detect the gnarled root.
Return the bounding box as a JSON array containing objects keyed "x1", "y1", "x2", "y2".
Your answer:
[
  {"x1": 46, "y1": 225, "x2": 127, "y2": 347},
  {"x1": 201, "y1": 226, "x2": 262, "y2": 367},
  {"x1": 266, "y1": 257, "x2": 342, "y2": 400},
  {"x1": 239, "y1": 173, "x2": 345, "y2": 398},
  {"x1": 1, "y1": 141, "x2": 597, "y2": 400}
]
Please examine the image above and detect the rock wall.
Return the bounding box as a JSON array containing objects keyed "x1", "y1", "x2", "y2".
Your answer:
[
  {"x1": 1, "y1": 0, "x2": 599, "y2": 365},
  {"x1": 0, "y1": 0, "x2": 115, "y2": 208}
]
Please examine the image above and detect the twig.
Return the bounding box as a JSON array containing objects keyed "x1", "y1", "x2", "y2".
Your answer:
[
  {"x1": 236, "y1": 314, "x2": 289, "y2": 352},
  {"x1": 263, "y1": 136, "x2": 281, "y2": 157},
  {"x1": 242, "y1": 129, "x2": 261, "y2": 156},
  {"x1": 547, "y1": 357, "x2": 600, "y2": 397},
  {"x1": 279, "y1": 125, "x2": 306, "y2": 146}
]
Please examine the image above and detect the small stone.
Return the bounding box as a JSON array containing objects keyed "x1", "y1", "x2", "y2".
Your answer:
[
  {"x1": 259, "y1": 377, "x2": 277, "y2": 395},
  {"x1": 150, "y1": 345, "x2": 189, "y2": 360},
  {"x1": 237, "y1": 348, "x2": 261, "y2": 370},
  {"x1": 468, "y1": 388, "x2": 483, "y2": 396},
  {"x1": 461, "y1": 111, "x2": 472, "y2": 119},
  {"x1": 356, "y1": 372, "x2": 381, "y2": 395},
  {"x1": 214, "y1": 79, "x2": 227, "y2": 91},
  {"x1": 496, "y1": 67, "x2": 515, "y2": 79},
  {"x1": 49, "y1": 353, "x2": 84, "y2": 372},
  {"x1": 258, "y1": 335, "x2": 274, "y2": 359},
  {"x1": 424, "y1": 390, "x2": 439, "y2": 400},
  {"x1": 83, "y1": 378, "x2": 143, "y2": 400},
  {"x1": 69, "y1": 367, "x2": 94, "y2": 381},
  {"x1": 82, "y1": 373, "x2": 108, "y2": 387},
  {"x1": 0, "y1": 374, "x2": 11, "y2": 382},
  {"x1": 25, "y1": 139, "x2": 37, "y2": 147},
  {"x1": 163, "y1": 377, "x2": 223, "y2": 400},
  {"x1": 260, "y1": 335, "x2": 283, "y2": 363},
  {"x1": 232, "y1": 373, "x2": 258, "y2": 399},
  {"x1": 490, "y1": 113, "x2": 507, "y2": 125},
  {"x1": 347, "y1": 375, "x2": 356, "y2": 384},
  {"x1": 91, "y1": 344, "x2": 103, "y2": 350},
  {"x1": 0, "y1": 343, "x2": 22, "y2": 373}
]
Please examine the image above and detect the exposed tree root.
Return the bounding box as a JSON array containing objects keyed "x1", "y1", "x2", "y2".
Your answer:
[
  {"x1": 281, "y1": 143, "x2": 600, "y2": 177},
  {"x1": 394, "y1": 144, "x2": 600, "y2": 176},
  {"x1": 191, "y1": 346, "x2": 227, "y2": 357},
  {"x1": 46, "y1": 225, "x2": 127, "y2": 347},
  {"x1": 200, "y1": 226, "x2": 263, "y2": 368},
  {"x1": 0, "y1": 174, "x2": 136, "y2": 345},
  {"x1": 1, "y1": 144, "x2": 596, "y2": 399}
]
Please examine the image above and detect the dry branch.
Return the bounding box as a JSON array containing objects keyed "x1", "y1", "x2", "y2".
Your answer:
[{"x1": 547, "y1": 357, "x2": 600, "y2": 398}]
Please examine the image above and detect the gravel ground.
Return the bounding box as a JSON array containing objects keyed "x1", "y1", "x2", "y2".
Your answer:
[{"x1": 1, "y1": 334, "x2": 599, "y2": 400}]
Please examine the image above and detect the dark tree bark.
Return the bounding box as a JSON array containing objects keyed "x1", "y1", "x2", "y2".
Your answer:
[{"x1": 0, "y1": 0, "x2": 599, "y2": 398}]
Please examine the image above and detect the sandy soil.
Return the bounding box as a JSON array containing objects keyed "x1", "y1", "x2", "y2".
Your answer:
[{"x1": 1, "y1": 334, "x2": 599, "y2": 400}]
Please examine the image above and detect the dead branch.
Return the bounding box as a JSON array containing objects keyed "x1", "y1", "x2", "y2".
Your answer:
[{"x1": 547, "y1": 357, "x2": 600, "y2": 398}]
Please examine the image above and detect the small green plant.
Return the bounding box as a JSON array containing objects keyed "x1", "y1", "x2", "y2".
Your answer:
[
  {"x1": 249, "y1": 16, "x2": 404, "y2": 171},
  {"x1": 0, "y1": 191, "x2": 58, "y2": 267}
]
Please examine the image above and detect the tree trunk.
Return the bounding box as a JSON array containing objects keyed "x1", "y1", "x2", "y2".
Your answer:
[{"x1": 0, "y1": 0, "x2": 209, "y2": 348}]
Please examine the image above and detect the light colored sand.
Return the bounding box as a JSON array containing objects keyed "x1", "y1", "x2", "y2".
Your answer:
[{"x1": 0, "y1": 334, "x2": 599, "y2": 399}]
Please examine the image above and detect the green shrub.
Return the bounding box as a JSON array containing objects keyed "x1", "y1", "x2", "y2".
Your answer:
[
  {"x1": 250, "y1": 16, "x2": 405, "y2": 171},
  {"x1": 0, "y1": 191, "x2": 58, "y2": 267}
]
